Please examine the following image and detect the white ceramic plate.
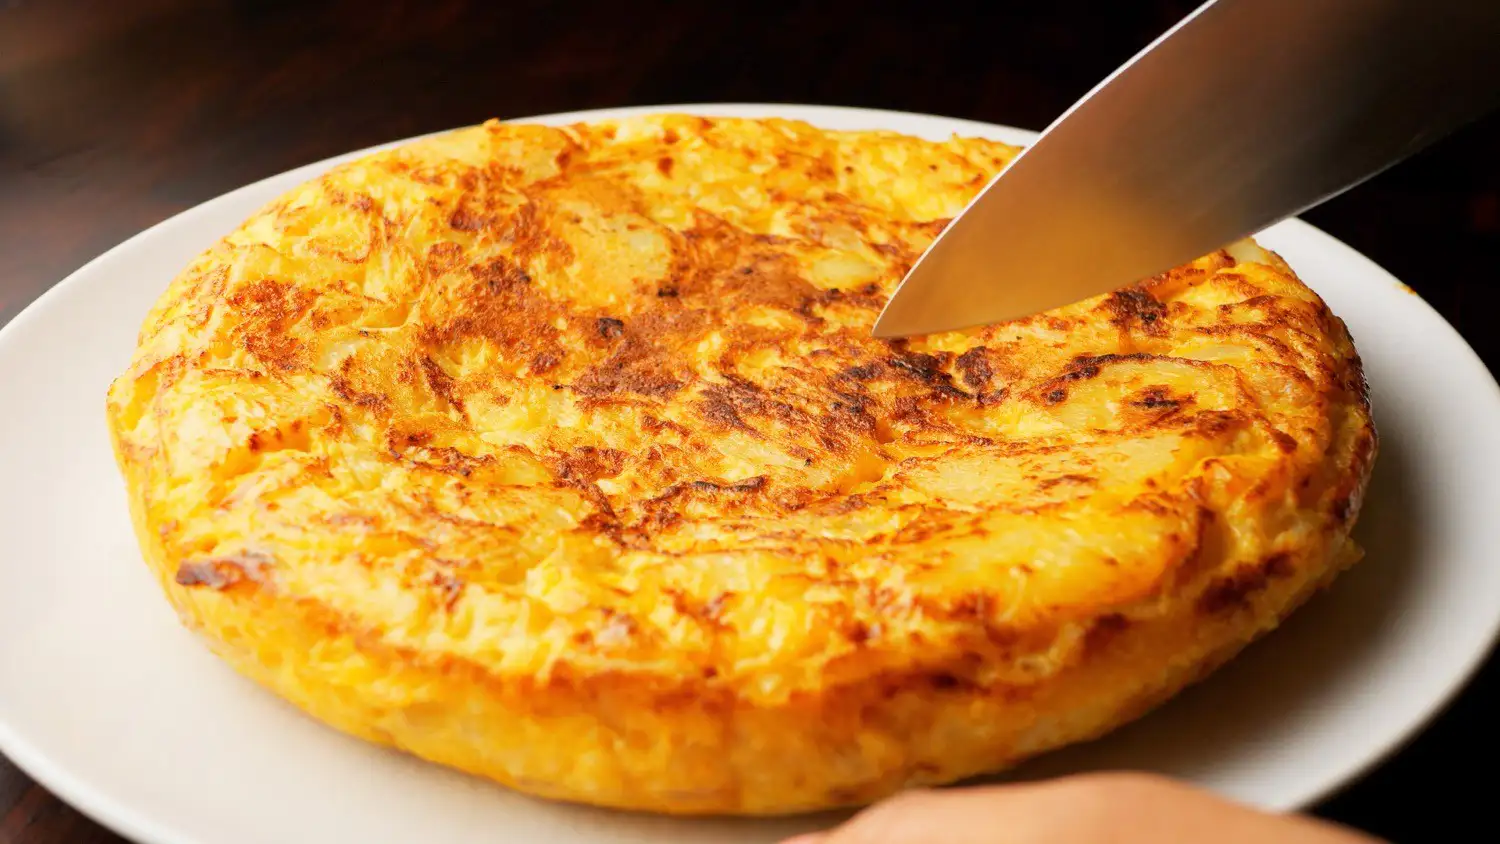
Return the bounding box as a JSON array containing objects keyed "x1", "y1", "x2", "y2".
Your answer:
[{"x1": 1, "y1": 104, "x2": 1497, "y2": 844}]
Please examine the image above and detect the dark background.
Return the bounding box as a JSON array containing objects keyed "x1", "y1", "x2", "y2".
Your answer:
[{"x1": 1, "y1": 1, "x2": 1495, "y2": 841}]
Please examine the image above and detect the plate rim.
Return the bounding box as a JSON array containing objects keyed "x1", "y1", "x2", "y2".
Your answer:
[{"x1": 2, "y1": 101, "x2": 1498, "y2": 844}]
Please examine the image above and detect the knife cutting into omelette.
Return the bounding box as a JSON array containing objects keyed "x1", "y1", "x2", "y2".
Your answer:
[{"x1": 876, "y1": 0, "x2": 1500, "y2": 338}]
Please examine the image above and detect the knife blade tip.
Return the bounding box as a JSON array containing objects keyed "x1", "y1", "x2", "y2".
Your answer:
[{"x1": 869, "y1": 310, "x2": 912, "y2": 339}]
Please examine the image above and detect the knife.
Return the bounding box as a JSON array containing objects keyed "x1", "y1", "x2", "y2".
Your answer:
[{"x1": 873, "y1": 0, "x2": 1500, "y2": 339}]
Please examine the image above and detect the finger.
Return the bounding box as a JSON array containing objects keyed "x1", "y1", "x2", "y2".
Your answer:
[
  {"x1": 805, "y1": 785, "x2": 1045, "y2": 844},
  {"x1": 779, "y1": 773, "x2": 1384, "y2": 844}
]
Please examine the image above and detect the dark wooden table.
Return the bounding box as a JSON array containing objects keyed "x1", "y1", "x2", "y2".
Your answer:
[{"x1": 2, "y1": 1, "x2": 1495, "y2": 841}]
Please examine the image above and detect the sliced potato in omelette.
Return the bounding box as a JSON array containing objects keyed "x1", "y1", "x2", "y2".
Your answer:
[{"x1": 106, "y1": 114, "x2": 1375, "y2": 815}]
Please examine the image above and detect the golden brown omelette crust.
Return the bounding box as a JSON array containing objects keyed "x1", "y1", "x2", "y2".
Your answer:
[{"x1": 106, "y1": 115, "x2": 1376, "y2": 815}]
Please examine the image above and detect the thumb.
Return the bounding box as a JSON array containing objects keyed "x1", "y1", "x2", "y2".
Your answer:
[
  {"x1": 782, "y1": 786, "x2": 1025, "y2": 844},
  {"x1": 778, "y1": 774, "x2": 1385, "y2": 844}
]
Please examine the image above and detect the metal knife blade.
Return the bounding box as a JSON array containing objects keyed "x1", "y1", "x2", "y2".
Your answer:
[{"x1": 873, "y1": 0, "x2": 1500, "y2": 339}]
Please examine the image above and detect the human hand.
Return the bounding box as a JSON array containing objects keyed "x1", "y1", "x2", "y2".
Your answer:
[{"x1": 781, "y1": 773, "x2": 1384, "y2": 844}]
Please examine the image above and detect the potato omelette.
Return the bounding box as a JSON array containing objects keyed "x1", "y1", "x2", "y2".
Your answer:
[{"x1": 105, "y1": 113, "x2": 1376, "y2": 815}]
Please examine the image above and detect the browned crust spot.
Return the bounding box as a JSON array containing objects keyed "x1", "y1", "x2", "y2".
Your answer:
[
  {"x1": 1196, "y1": 552, "x2": 1295, "y2": 615},
  {"x1": 175, "y1": 552, "x2": 274, "y2": 591}
]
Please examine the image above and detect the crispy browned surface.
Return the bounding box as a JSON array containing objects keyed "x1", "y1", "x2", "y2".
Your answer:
[{"x1": 105, "y1": 114, "x2": 1376, "y2": 815}]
